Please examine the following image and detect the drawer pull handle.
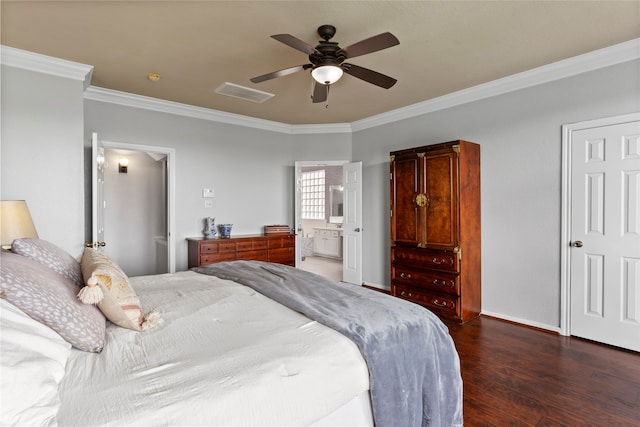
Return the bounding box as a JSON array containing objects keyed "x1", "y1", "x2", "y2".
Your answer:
[
  {"x1": 432, "y1": 279, "x2": 448, "y2": 286},
  {"x1": 432, "y1": 258, "x2": 448, "y2": 265},
  {"x1": 433, "y1": 299, "x2": 447, "y2": 307},
  {"x1": 399, "y1": 290, "x2": 413, "y2": 297},
  {"x1": 400, "y1": 272, "x2": 412, "y2": 279}
]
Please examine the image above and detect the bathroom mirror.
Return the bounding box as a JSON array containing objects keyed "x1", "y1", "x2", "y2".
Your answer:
[{"x1": 329, "y1": 185, "x2": 343, "y2": 224}]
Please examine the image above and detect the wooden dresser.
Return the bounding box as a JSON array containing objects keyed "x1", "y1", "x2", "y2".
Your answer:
[
  {"x1": 187, "y1": 234, "x2": 295, "y2": 268},
  {"x1": 390, "y1": 140, "x2": 481, "y2": 323}
]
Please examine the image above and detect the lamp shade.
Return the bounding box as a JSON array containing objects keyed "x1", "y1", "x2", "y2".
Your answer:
[
  {"x1": 0, "y1": 200, "x2": 38, "y2": 248},
  {"x1": 311, "y1": 65, "x2": 343, "y2": 85}
]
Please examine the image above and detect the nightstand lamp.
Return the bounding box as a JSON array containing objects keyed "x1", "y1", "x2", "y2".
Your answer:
[{"x1": 0, "y1": 200, "x2": 38, "y2": 250}]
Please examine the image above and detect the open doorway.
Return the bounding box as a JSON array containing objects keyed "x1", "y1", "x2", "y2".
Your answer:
[
  {"x1": 295, "y1": 161, "x2": 347, "y2": 282},
  {"x1": 92, "y1": 136, "x2": 175, "y2": 277},
  {"x1": 102, "y1": 148, "x2": 168, "y2": 276}
]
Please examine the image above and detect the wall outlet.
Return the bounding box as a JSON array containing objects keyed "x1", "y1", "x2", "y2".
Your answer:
[
  {"x1": 204, "y1": 199, "x2": 214, "y2": 208},
  {"x1": 202, "y1": 188, "x2": 215, "y2": 198}
]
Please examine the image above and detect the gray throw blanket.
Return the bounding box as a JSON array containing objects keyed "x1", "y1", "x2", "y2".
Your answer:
[{"x1": 193, "y1": 261, "x2": 463, "y2": 427}]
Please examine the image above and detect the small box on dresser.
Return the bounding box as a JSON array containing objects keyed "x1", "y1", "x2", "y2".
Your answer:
[
  {"x1": 390, "y1": 140, "x2": 481, "y2": 323},
  {"x1": 187, "y1": 234, "x2": 295, "y2": 268}
]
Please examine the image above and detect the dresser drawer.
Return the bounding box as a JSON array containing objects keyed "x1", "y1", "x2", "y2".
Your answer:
[
  {"x1": 200, "y1": 252, "x2": 236, "y2": 265},
  {"x1": 269, "y1": 247, "x2": 295, "y2": 265},
  {"x1": 237, "y1": 240, "x2": 268, "y2": 251},
  {"x1": 199, "y1": 243, "x2": 219, "y2": 254},
  {"x1": 218, "y1": 242, "x2": 237, "y2": 252},
  {"x1": 392, "y1": 266, "x2": 459, "y2": 296},
  {"x1": 394, "y1": 284, "x2": 459, "y2": 319},
  {"x1": 392, "y1": 247, "x2": 459, "y2": 273},
  {"x1": 269, "y1": 236, "x2": 295, "y2": 249},
  {"x1": 235, "y1": 249, "x2": 268, "y2": 261}
]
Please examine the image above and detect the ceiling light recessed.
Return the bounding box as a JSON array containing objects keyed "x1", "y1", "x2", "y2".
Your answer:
[{"x1": 147, "y1": 72, "x2": 161, "y2": 82}]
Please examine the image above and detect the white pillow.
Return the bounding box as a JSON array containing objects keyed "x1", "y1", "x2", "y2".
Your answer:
[{"x1": 0, "y1": 299, "x2": 71, "y2": 426}]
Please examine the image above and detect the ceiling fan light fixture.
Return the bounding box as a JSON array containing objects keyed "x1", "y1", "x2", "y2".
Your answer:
[{"x1": 311, "y1": 65, "x2": 343, "y2": 85}]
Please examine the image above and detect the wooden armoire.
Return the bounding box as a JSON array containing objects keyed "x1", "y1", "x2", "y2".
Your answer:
[{"x1": 390, "y1": 140, "x2": 481, "y2": 323}]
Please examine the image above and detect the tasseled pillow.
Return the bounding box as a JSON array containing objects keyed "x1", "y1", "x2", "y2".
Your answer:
[{"x1": 78, "y1": 248, "x2": 161, "y2": 331}]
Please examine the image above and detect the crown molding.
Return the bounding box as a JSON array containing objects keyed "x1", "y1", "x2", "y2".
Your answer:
[
  {"x1": 290, "y1": 123, "x2": 352, "y2": 134},
  {"x1": 351, "y1": 37, "x2": 640, "y2": 132},
  {"x1": 3, "y1": 38, "x2": 638, "y2": 134},
  {"x1": 84, "y1": 86, "x2": 297, "y2": 133},
  {"x1": 85, "y1": 86, "x2": 352, "y2": 135},
  {"x1": 1, "y1": 45, "x2": 93, "y2": 89}
]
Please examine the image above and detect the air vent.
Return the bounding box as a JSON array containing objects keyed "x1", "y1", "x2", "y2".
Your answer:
[{"x1": 214, "y1": 82, "x2": 274, "y2": 103}]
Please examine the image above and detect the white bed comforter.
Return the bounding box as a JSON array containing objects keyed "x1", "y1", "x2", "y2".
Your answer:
[{"x1": 57, "y1": 271, "x2": 369, "y2": 426}]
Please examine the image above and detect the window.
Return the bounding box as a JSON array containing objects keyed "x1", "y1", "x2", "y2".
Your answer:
[{"x1": 301, "y1": 170, "x2": 325, "y2": 220}]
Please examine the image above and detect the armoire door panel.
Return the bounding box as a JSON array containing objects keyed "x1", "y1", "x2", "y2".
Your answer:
[
  {"x1": 425, "y1": 151, "x2": 459, "y2": 249},
  {"x1": 391, "y1": 154, "x2": 424, "y2": 245}
]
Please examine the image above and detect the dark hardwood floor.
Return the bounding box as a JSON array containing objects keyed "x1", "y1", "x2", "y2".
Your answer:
[{"x1": 444, "y1": 316, "x2": 640, "y2": 426}]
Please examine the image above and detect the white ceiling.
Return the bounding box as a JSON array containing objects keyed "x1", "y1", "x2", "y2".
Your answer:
[{"x1": 2, "y1": 1, "x2": 639, "y2": 125}]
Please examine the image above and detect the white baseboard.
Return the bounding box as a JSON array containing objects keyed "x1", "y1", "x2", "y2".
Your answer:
[
  {"x1": 481, "y1": 310, "x2": 562, "y2": 334},
  {"x1": 361, "y1": 282, "x2": 390, "y2": 292}
]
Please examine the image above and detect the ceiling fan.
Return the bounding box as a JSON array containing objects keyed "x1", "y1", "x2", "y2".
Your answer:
[{"x1": 250, "y1": 25, "x2": 399, "y2": 103}]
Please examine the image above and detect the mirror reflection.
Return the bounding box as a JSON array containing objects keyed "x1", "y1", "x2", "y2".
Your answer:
[{"x1": 329, "y1": 185, "x2": 343, "y2": 224}]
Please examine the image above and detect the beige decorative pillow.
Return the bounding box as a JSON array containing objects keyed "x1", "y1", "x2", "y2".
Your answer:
[{"x1": 78, "y1": 248, "x2": 160, "y2": 331}]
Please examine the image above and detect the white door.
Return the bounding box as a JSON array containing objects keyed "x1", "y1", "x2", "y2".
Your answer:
[
  {"x1": 569, "y1": 119, "x2": 640, "y2": 351},
  {"x1": 88, "y1": 132, "x2": 106, "y2": 250},
  {"x1": 294, "y1": 163, "x2": 304, "y2": 266},
  {"x1": 342, "y1": 162, "x2": 363, "y2": 285}
]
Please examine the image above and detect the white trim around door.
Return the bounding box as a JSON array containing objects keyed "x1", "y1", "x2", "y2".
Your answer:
[{"x1": 560, "y1": 112, "x2": 640, "y2": 340}]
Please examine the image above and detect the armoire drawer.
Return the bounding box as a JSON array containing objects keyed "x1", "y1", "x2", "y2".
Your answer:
[
  {"x1": 392, "y1": 246, "x2": 459, "y2": 273},
  {"x1": 392, "y1": 266, "x2": 459, "y2": 296},
  {"x1": 394, "y1": 284, "x2": 459, "y2": 319}
]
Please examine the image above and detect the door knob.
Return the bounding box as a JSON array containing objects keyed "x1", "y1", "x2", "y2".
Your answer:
[
  {"x1": 571, "y1": 241, "x2": 583, "y2": 248},
  {"x1": 354, "y1": 227, "x2": 361, "y2": 232}
]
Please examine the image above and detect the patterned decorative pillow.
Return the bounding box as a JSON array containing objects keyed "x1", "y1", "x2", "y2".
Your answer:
[
  {"x1": 79, "y1": 248, "x2": 160, "y2": 331},
  {"x1": 0, "y1": 252, "x2": 106, "y2": 352},
  {"x1": 11, "y1": 238, "x2": 84, "y2": 288}
]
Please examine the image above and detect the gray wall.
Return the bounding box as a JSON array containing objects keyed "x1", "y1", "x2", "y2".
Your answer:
[
  {"x1": 354, "y1": 60, "x2": 640, "y2": 328},
  {"x1": 84, "y1": 100, "x2": 295, "y2": 271},
  {"x1": 1, "y1": 66, "x2": 86, "y2": 257}
]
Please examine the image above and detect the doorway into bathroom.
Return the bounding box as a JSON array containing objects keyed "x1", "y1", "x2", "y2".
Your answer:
[
  {"x1": 294, "y1": 160, "x2": 363, "y2": 284},
  {"x1": 297, "y1": 163, "x2": 345, "y2": 281}
]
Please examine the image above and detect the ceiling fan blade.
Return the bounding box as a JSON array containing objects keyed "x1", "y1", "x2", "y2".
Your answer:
[
  {"x1": 250, "y1": 64, "x2": 312, "y2": 83},
  {"x1": 312, "y1": 82, "x2": 328, "y2": 103},
  {"x1": 271, "y1": 34, "x2": 318, "y2": 56},
  {"x1": 339, "y1": 32, "x2": 399, "y2": 59},
  {"x1": 343, "y1": 63, "x2": 397, "y2": 89}
]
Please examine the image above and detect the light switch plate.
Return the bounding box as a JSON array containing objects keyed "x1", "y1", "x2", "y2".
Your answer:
[{"x1": 202, "y1": 188, "x2": 215, "y2": 198}]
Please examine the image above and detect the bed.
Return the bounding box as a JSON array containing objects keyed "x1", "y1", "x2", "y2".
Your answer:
[{"x1": 0, "y1": 238, "x2": 463, "y2": 427}]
